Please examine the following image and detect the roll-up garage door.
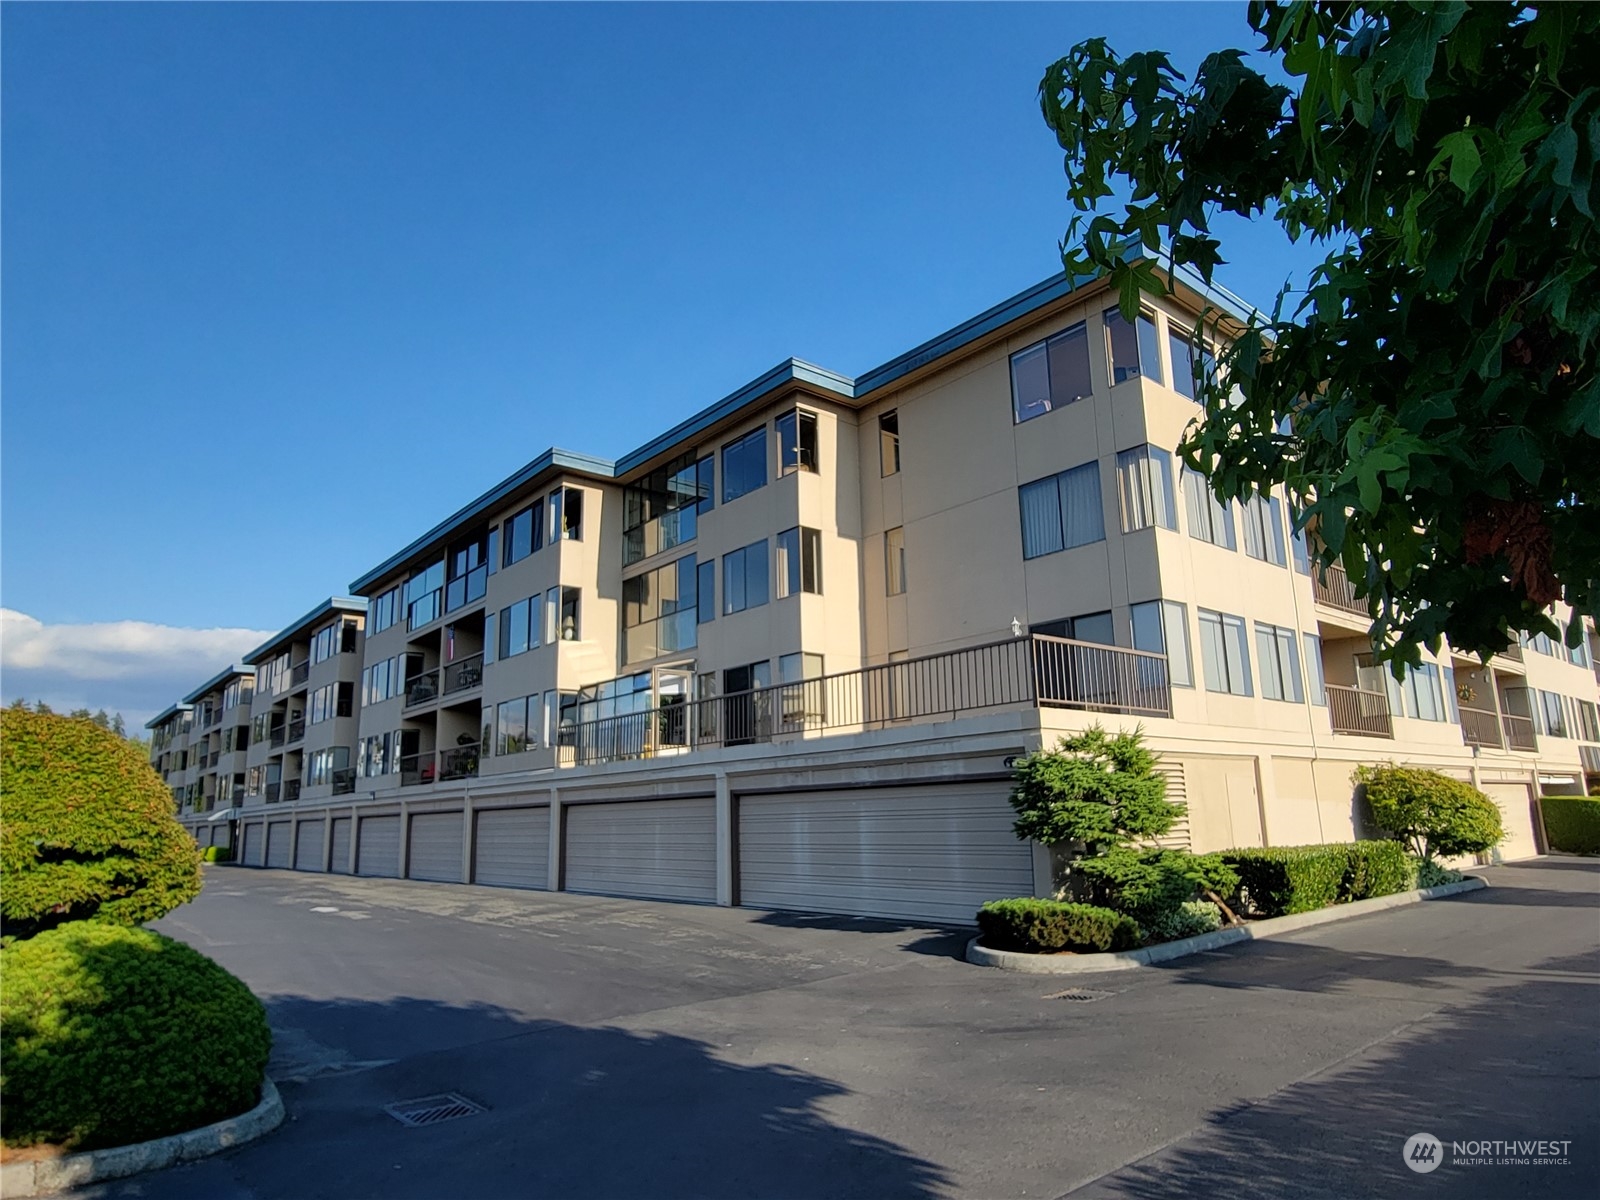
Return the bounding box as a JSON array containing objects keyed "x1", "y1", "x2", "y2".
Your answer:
[
  {"x1": 1483, "y1": 782, "x2": 1541, "y2": 861},
  {"x1": 565, "y1": 798, "x2": 716, "y2": 903},
  {"x1": 356, "y1": 815, "x2": 401, "y2": 878},
  {"x1": 473, "y1": 806, "x2": 550, "y2": 889},
  {"x1": 739, "y1": 783, "x2": 1036, "y2": 925},
  {"x1": 295, "y1": 820, "x2": 325, "y2": 872},
  {"x1": 212, "y1": 823, "x2": 231, "y2": 850},
  {"x1": 408, "y1": 812, "x2": 464, "y2": 883},
  {"x1": 243, "y1": 821, "x2": 265, "y2": 867},
  {"x1": 329, "y1": 817, "x2": 353, "y2": 874},
  {"x1": 266, "y1": 821, "x2": 293, "y2": 868}
]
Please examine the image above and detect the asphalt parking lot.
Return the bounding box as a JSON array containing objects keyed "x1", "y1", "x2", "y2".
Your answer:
[{"x1": 81, "y1": 857, "x2": 1600, "y2": 1199}]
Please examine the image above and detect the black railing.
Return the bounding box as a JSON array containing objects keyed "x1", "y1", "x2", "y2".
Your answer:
[
  {"x1": 439, "y1": 744, "x2": 480, "y2": 780},
  {"x1": 405, "y1": 669, "x2": 441, "y2": 707},
  {"x1": 1458, "y1": 707, "x2": 1503, "y2": 749},
  {"x1": 270, "y1": 725, "x2": 286, "y2": 748},
  {"x1": 399, "y1": 752, "x2": 435, "y2": 787},
  {"x1": 332, "y1": 768, "x2": 356, "y2": 796},
  {"x1": 442, "y1": 654, "x2": 484, "y2": 696},
  {"x1": 445, "y1": 565, "x2": 488, "y2": 614},
  {"x1": 265, "y1": 782, "x2": 281, "y2": 803},
  {"x1": 1327, "y1": 684, "x2": 1393, "y2": 737},
  {"x1": 287, "y1": 718, "x2": 306, "y2": 744},
  {"x1": 291, "y1": 660, "x2": 311, "y2": 686},
  {"x1": 283, "y1": 779, "x2": 301, "y2": 802},
  {"x1": 1312, "y1": 562, "x2": 1367, "y2": 616},
  {"x1": 564, "y1": 634, "x2": 1170, "y2": 767}
]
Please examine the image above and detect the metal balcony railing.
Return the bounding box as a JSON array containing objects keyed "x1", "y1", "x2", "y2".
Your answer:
[
  {"x1": 283, "y1": 779, "x2": 301, "y2": 802},
  {"x1": 439, "y1": 743, "x2": 480, "y2": 780},
  {"x1": 399, "y1": 752, "x2": 436, "y2": 787},
  {"x1": 563, "y1": 634, "x2": 1170, "y2": 767},
  {"x1": 1327, "y1": 684, "x2": 1394, "y2": 738},
  {"x1": 332, "y1": 768, "x2": 356, "y2": 796},
  {"x1": 291, "y1": 660, "x2": 311, "y2": 686},
  {"x1": 1458, "y1": 707, "x2": 1503, "y2": 749},
  {"x1": 1312, "y1": 562, "x2": 1368, "y2": 616},
  {"x1": 405, "y1": 669, "x2": 441, "y2": 707},
  {"x1": 442, "y1": 654, "x2": 484, "y2": 696},
  {"x1": 265, "y1": 781, "x2": 281, "y2": 803},
  {"x1": 270, "y1": 726, "x2": 286, "y2": 748},
  {"x1": 1502, "y1": 713, "x2": 1538, "y2": 751},
  {"x1": 287, "y1": 718, "x2": 306, "y2": 744}
]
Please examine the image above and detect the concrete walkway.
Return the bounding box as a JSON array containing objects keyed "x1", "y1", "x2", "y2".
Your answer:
[{"x1": 80, "y1": 857, "x2": 1599, "y2": 1199}]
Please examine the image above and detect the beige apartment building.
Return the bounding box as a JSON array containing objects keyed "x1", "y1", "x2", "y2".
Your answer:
[{"x1": 158, "y1": 248, "x2": 1600, "y2": 924}]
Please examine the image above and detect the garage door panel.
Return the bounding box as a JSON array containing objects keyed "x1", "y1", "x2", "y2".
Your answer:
[
  {"x1": 242, "y1": 822, "x2": 265, "y2": 867},
  {"x1": 357, "y1": 815, "x2": 401, "y2": 878},
  {"x1": 329, "y1": 818, "x2": 352, "y2": 874},
  {"x1": 409, "y1": 812, "x2": 464, "y2": 883},
  {"x1": 294, "y1": 820, "x2": 325, "y2": 872},
  {"x1": 566, "y1": 798, "x2": 715, "y2": 903},
  {"x1": 474, "y1": 807, "x2": 550, "y2": 889},
  {"x1": 1483, "y1": 783, "x2": 1540, "y2": 861},
  {"x1": 739, "y1": 784, "x2": 1034, "y2": 925},
  {"x1": 266, "y1": 822, "x2": 293, "y2": 869}
]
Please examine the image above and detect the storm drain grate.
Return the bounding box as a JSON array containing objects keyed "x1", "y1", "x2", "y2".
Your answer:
[
  {"x1": 384, "y1": 1093, "x2": 486, "y2": 1127},
  {"x1": 1043, "y1": 987, "x2": 1115, "y2": 1003}
]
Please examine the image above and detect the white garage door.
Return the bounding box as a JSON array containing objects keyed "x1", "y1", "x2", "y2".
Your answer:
[
  {"x1": 295, "y1": 820, "x2": 325, "y2": 872},
  {"x1": 566, "y1": 798, "x2": 716, "y2": 903},
  {"x1": 474, "y1": 806, "x2": 550, "y2": 890},
  {"x1": 408, "y1": 812, "x2": 464, "y2": 883},
  {"x1": 212, "y1": 823, "x2": 231, "y2": 850},
  {"x1": 243, "y1": 821, "x2": 265, "y2": 867},
  {"x1": 357, "y1": 815, "x2": 402, "y2": 878},
  {"x1": 739, "y1": 783, "x2": 1036, "y2": 925},
  {"x1": 266, "y1": 821, "x2": 293, "y2": 868},
  {"x1": 329, "y1": 817, "x2": 353, "y2": 874},
  {"x1": 1483, "y1": 782, "x2": 1540, "y2": 861}
]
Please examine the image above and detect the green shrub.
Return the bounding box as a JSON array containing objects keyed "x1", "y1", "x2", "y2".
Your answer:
[
  {"x1": 1355, "y1": 764, "x2": 1505, "y2": 859},
  {"x1": 1077, "y1": 848, "x2": 1239, "y2": 926},
  {"x1": 200, "y1": 845, "x2": 233, "y2": 863},
  {"x1": 1414, "y1": 858, "x2": 1466, "y2": 888},
  {"x1": 976, "y1": 898, "x2": 1141, "y2": 954},
  {"x1": 1541, "y1": 797, "x2": 1600, "y2": 855},
  {"x1": 1143, "y1": 900, "x2": 1223, "y2": 943},
  {"x1": 1010, "y1": 726, "x2": 1182, "y2": 855},
  {"x1": 0, "y1": 710, "x2": 201, "y2": 940},
  {"x1": 1224, "y1": 845, "x2": 1347, "y2": 916},
  {"x1": 1342, "y1": 840, "x2": 1413, "y2": 900},
  {"x1": 1, "y1": 922, "x2": 271, "y2": 1150}
]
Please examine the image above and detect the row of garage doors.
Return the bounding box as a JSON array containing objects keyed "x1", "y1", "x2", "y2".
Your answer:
[{"x1": 231, "y1": 783, "x2": 1036, "y2": 925}]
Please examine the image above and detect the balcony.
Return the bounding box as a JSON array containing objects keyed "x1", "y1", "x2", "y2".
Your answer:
[
  {"x1": 283, "y1": 779, "x2": 301, "y2": 802},
  {"x1": 439, "y1": 743, "x2": 481, "y2": 780},
  {"x1": 442, "y1": 654, "x2": 484, "y2": 697},
  {"x1": 405, "y1": 668, "x2": 441, "y2": 708},
  {"x1": 332, "y1": 768, "x2": 356, "y2": 796},
  {"x1": 207, "y1": 751, "x2": 220, "y2": 768},
  {"x1": 287, "y1": 718, "x2": 306, "y2": 744},
  {"x1": 399, "y1": 752, "x2": 436, "y2": 788},
  {"x1": 1327, "y1": 684, "x2": 1394, "y2": 738},
  {"x1": 1312, "y1": 562, "x2": 1368, "y2": 617},
  {"x1": 291, "y1": 660, "x2": 311, "y2": 687},
  {"x1": 1502, "y1": 713, "x2": 1538, "y2": 751},
  {"x1": 270, "y1": 725, "x2": 286, "y2": 748},
  {"x1": 563, "y1": 634, "x2": 1170, "y2": 767},
  {"x1": 1458, "y1": 706, "x2": 1503, "y2": 749},
  {"x1": 265, "y1": 781, "x2": 281, "y2": 803},
  {"x1": 408, "y1": 588, "x2": 443, "y2": 631}
]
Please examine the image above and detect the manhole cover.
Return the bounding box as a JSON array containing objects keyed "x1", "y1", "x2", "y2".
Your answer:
[
  {"x1": 384, "y1": 1093, "x2": 486, "y2": 1127},
  {"x1": 1044, "y1": 987, "x2": 1114, "y2": 1003}
]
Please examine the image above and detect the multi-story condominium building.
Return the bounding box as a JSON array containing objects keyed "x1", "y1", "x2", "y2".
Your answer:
[
  {"x1": 146, "y1": 702, "x2": 194, "y2": 806},
  {"x1": 156, "y1": 248, "x2": 1600, "y2": 923},
  {"x1": 170, "y1": 666, "x2": 255, "y2": 816}
]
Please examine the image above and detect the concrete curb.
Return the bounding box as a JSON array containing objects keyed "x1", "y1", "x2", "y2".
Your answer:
[
  {"x1": 0, "y1": 1077, "x2": 284, "y2": 1197},
  {"x1": 965, "y1": 877, "x2": 1488, "y2": 974}
]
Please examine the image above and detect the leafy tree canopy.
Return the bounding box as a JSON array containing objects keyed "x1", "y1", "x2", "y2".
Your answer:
[
  {"x1": 1010, "y1": 724, "x2": 1180, "y2": 853},
  {"x1": 1040, "y1": 1, "x2": 1597, "y2": 665}
]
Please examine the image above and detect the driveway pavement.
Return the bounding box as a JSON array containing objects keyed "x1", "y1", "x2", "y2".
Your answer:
[{"x1": 80, "y1": 857, "x2": 1600, "y2": 1199}]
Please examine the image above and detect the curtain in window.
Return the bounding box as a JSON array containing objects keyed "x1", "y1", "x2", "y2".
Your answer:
[
  {"x1": 1058, "y1": 462, "x2": 1104, "y2": 548},
  {"x1": 1019, "y1": 478, "x2": 1063, "y2": 559}
]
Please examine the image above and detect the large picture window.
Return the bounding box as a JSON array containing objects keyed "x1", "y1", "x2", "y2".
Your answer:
[
  {"x1": 1011, "y1": 322, "x2": 1093, "y2": 423},
  {"x1": 1019, "y1": 461, "x2": 1105, "y2": 559},
  {"x1": 722, "y1": 428, "x2": 767, "y2": 503},
  {"x1": 497, "y1": 595, "x2": 541, "y2": 659},
  {"x1": 622, "y1": 555, "x2": 700, "y2": 661},
  {"x1": 1254, "y1": 622, "x2": 1304, "y2": 702},
  {"x1": 1130, "y1": 600, "x2": 1193, "y2": 687},
  {"x1": 622, "y1": 451, "x2": 712, "y2": 565},
  {"x1": 723, "y1": 540, "x2": 770, "y2": 614},
  {"x1": 1199, "y1": 609, "x2": 1253, "y2": 696}
]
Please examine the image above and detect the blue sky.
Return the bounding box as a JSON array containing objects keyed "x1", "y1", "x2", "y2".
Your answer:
[{"x1": 1, "y1": 2, "x2": 1326, "y2": 722}]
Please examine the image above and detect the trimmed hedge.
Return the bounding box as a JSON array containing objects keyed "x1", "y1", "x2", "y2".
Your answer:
[
  {"x1": 1, "y1": 922, "x2": 271, "y2": 1151},
  {"x1": 1541, "y1": 797, "x2": 1600, "y2": 855},
  {"x1": 0, "y1": 710, "x2": 201, "y2": 939},
  {"x1": 1342, "y1": 840, "x2": 1413, "y2": 900},
  {"x1": 1355, "y1": 764, "x2": 1504, "y2": 859},
  {"x1": 976, "y1": 899, "x2": 1141, "y2": 954},
  {"x1": 201, "y1": 845, "x2": 234, "y2": 863},
  {"x1": 1224, "y1": 841, "x2": 1416, "y2": 918},
  {"x1": 1077, "y1": 847, "x2": 1239, "y2": 926}
]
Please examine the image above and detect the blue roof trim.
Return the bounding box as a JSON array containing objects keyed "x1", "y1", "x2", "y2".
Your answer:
[
  {"x1": 348, "y1": 448, "x2": 615, "y2": 593},
  {"x1": 243, "y1": 596, "x2": 369, "y2": 665},
  {"x1": 613, "y1": 358, "x2": 854, "y2": 477},
  {"x1": 145, "y1": 702, "x2": 193, "y2": 730},
  {"x1": 182, "y1": 664, "x2": 255, "y2": 705}
]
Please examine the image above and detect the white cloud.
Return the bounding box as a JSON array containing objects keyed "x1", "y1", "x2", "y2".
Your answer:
[{"x1": 1, "y1": 609, "x2": 274, "y2": 729}]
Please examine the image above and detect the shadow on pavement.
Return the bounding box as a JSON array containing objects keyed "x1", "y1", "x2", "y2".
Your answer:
[
  {"x1": 83, "y1": 995, "x2": 952, "y2": 1200},
  {"x1": 748, "y1": 908, "x2": 972, "y2": 957},
  {"x1": 1066, "y1": 949, "x2": 1600, "y2": 1199}
]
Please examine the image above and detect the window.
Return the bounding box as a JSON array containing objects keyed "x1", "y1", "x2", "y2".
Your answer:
[
  {"x1": 1182, "y1": 468, "x2": 1237, "y2": 549},
  {"x1": 1402, "y1": 662, "x2": 1446, "y2": 722},
  {"x1": 336, "y1": 681, "x2": 353, "y2": 718},
  {"x1": 550, "y1": 487, "x2": 583, "y2": 541},
  {"x1": 1254, "y1": 623, "x2": 1304, "y2": 702},
  {"x1": 1241, "y1": 494, "x2": 1288, "y2": 566},
  {"x1": 722, "y1": 428, "x2": 767, "y2": 503},
  {"x1": 697, "y1": 559, "x2": 716, "y2": 624},
  {"x1": 1032, "y1": 611, "x2": 1115, "y2": 645},
  {"x1": 1130, "y1": 600, "x2": 1193, "y2": 687},
  {"x1": 1199, "y1": 610, "x2": 1253, "y2": 696},
  {"x1": 723, "y1": 540, "x2": 770, "y2": 614},
  {"x1": 311, "y1": 622, "x2": 338, "y2": 665},
  {"x1": 368, "y1": 586, "x2": 401, "y2": 635},
  {"x1": 495, "y1": 695, "x2": 541, "y2": 755},
  {"x1": 498, "y1": 596, "x2": 540, "y2": 659},
  {"x1": 1568, "y1": 624, "x2": 1591, "y2": 668},
  {"x1": 1011, "y1": 322, "x2": 1092, "y2": 423},
  {"x1": 879, "y1": 411, "x2": 900, "y2": 476},
  {"x1": 1116, "y1": 447, "x2": 1178, "y2": 533},
  {"x1": 1019, "y1": 461, "x2": 1105, "y2": 559},
  {"x1": 1105, "y1": 308, "x2": 1162, "y2": 386},
  {"x1": 776, "y1": 409, "x2": 819, "y2": 475},
  {"x1": 405, "y1": 560, "x2": 445, "y2": 630},
  {"x1": 778, "y1": 652, "x2": 825, "y2": 724},
  {"x1": 1539, "y1": 689, "x2": 1568, "y2": 737},
  {"x1": 1168, "y1": 325, "x2": 1215, "y2": 401},
  {"x1": 885, "y1": 527, "x2": 906, "y2": 595},
  {"x1": 622, "y1": 555, "x2": 700, "y2": 660},
  {"x1": 503, "y1": 499, "x2": 544, "y2": 567},
  {"x1": 446, "y1": 529, "x2": 490, "y2": 611},
  {"x1": 1576, "y1": 698, "x2": 1599, "y2": 742},
  {"x1": 306, "y1": 747, "x2": 351, "y2": 788},
  {"x1": 1290, "y1": 512, "x2": 1312, "y2": 574},
  {"x1": 1304, "y1": 633, "x2": 1326, "y2": 705},
  {"x1": 341, "y1": 618, "x2": 360, "y2": 653},
  {"x1": 559, "y1": 587, "x2": 580, "y2": 640},
  {"x1": 622, "y1": 452, "x2": 712, "y2": 564},
  {"x1": 776, "y1": 527, "x2": 822, "y2": 598}
]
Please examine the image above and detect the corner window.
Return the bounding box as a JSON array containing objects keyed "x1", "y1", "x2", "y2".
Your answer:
[
  {"x1": 879, "y1": 411, "x2": 900, "y2": 476},
  {"x1": 1011, "y1": 322, "x2": 1092, "y2": 423},
  {"x1": 776, "y1": 527, "x2": 822, "y2": 598},
  {"x1": 1115, "y1": 446, "x2": 1178, "y2": 533},
  {"x1": 1199, "y1": 609, "x2": 1253, "y2": 696},
  {"x1": 498, "y1": 596, "x2": 540, "y2": 659},
  {"x1": 549, "y1": 487, "x2": 582, "y2": 542},
  {"x1": 1130, "y1": 600, "x2": 1193, "y2": 688},
  {"x1": 885, "y1": 527, "x2": 906, "y2": 595},
  {"x1": 1182, "y1": 468, "x2": 1237, "y2": 550},
  {"x1": 622, "y1": 555, "x2": 699, "y2": 661},
  {"x1": 1019, "y1": 460, "x2": 1105, "y2": 559},
  {"x1": 722, "y1": 428, "x2": 767, "y2": 503},
  {"x1": 503, "y1": 499, "x2": 544, "y2": 567},
  {"x1": 776, "y1": 409, "x2": 818, "y2": 475},
  {"x1": 1104, "y1": 308, "x2": 1162, "y2": 387},
  {"x1": 723, "y1": 540, "x2": 770, "y2": 614}
]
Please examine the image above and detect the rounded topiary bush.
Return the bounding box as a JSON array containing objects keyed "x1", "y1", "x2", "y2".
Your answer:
[
  {"x1": 1, "y1": 922, "x2": 271, "y2": 1150},
  {"x1": 0, "y1": 709, "x2": 201, "y2": 940},
  {"x1": 1355, "y1": 763, "x2": 1505, "y2": 859}
]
